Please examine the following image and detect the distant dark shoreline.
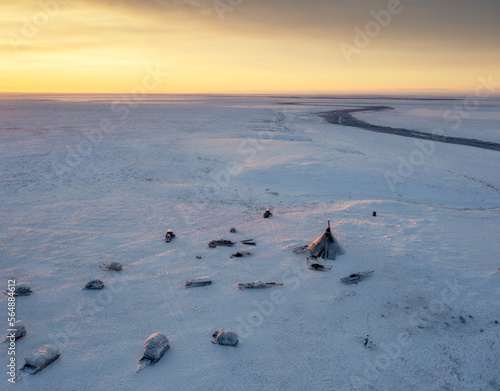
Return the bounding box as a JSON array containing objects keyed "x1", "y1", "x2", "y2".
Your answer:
[{"x1": 319, "y1": 106, "x2": 500, "y2": 152}]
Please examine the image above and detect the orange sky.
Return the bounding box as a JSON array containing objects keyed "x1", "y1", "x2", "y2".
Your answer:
[{"x1": 1, "y1": 0, "x2": 499, "y2": 94}]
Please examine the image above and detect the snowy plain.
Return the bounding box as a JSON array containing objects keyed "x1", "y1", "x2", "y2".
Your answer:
[{"x1": 0, "y1": 95, "x2": 499, "y2": 391}]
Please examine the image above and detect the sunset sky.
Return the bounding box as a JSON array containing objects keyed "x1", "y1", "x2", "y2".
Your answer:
[{"x1": 2, "y1": 0, "x2": 499, "y2": 94}]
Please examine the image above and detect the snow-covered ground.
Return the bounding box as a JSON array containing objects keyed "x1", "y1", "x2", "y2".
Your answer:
[
  {"x1": 353, "y1": 98, "x2": 500, "y2": 144},
  {"x1": 1, "y1": 95, "x2": 499, "y2": 391}
]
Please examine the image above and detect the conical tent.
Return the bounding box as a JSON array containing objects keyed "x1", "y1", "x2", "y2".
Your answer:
[{"x1": 308, "y1": 223, "x2": 344, "y2": 260}]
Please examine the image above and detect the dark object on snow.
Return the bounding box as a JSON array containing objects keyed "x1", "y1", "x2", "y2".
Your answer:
[
  {"x1": 136, "y1": 332, "x2": 170, "y2": 372},
  {"x1": 231, "y1": 251, "x2": 251, "y2": 258},
  {"x1": 212, "y1": 330, "x2": 238, "y2": 346},
  {"x1": 165, "y1": 229, "x2": 176, "y2": 243},
  {"x1": 373, "y1": 211, "x2": 377, "y2": 217},
  {"x1": 196, "y1": 256, "x2": 202, "y2": 260},
  {"x1": 4, "y1": 320, "x2": 26, "y2": 342},
  {"x1": 4, "y1": 282, "x2": 33, "y2": 296},
  {"x1": 15, "y1": 283, "x2": 32, "y2": 296},
  {"x1": 100, "y1": 261, "x2": 122, "y2": 271},
  {"x1": 340, "y1": 271, "x2": 374, "y2": 284},
  {"x1": 241, "y1": 239, "x2": 256, "y2": 246},
  {"x1": 263, "y1": 209, "x2": 272, "y2": 218},
  {"x1": 21, "y1": 345, "x2": 60, "y2": 374},
  {"x1": 185, "y1": 277, "x2": 212, "y2": 288},
  {"x1": 363, "y1": 335, "x2": 376, "y2": 349},
  {"x1": 238, "y1": 281, "x2": 283, "y2": 289},
  {"x1": 230, "y1": 227, "x2": 237, "y2": 233},
  {"x1": 308, "y1": 221, "x2": 345, "y2": 260},
  {"x1": 309, "y1": 263, "x2": 332, "y2": 271},
  {"x1": 83, "y1": 279, "x2": 104, "y2": 290},
  {"x1": 208, "y1": 239, "x2": 235, "y2": 248}
]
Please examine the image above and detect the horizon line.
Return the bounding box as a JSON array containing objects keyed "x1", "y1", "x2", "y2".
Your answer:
[{"x1": 1, "y1": 91, "x2": 499, "y2": 98}]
